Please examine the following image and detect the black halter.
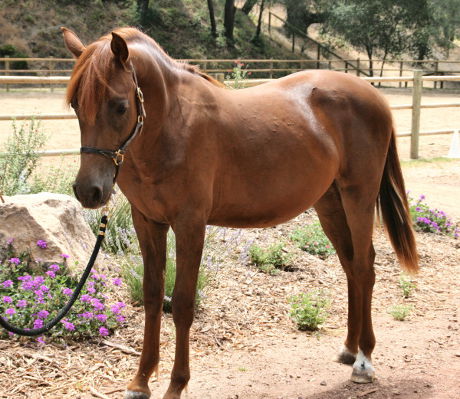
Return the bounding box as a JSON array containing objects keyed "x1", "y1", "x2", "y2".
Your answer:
[{"x1": 80, "y1": 61, "x2": 146, "y2": 182}]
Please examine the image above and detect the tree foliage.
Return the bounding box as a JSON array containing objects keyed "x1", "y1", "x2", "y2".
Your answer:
[{"x1": 324, "y1": 0, "x2": 433, "y2": 75}]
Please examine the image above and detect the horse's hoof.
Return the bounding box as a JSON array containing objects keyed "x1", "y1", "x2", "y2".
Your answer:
[
  {"x1": 125, "y1": 390, "x2": 151, "y2": 399},
  {"x1": 336, "y1": 345, "x2": 357, "y2": 365},
  {"x1": 350, "y1": 350, "x2": 375, "y2": 384}
]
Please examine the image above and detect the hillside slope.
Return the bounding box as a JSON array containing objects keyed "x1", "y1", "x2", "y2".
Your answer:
[{"x1": 0, "y1": 0, "x2": 298, "y2": 60}]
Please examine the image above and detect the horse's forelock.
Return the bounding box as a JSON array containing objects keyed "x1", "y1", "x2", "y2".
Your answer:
[{"x1": 66, "y1": 39, "x2": 116, "y2": 124}]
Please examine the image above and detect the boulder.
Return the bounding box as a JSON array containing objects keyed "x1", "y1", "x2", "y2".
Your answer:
[{"x1": 0, "y1": 193, "x2": 97, "y2": 271}]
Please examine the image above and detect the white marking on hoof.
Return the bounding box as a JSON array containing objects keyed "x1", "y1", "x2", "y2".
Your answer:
[
  {"x1": 337, "y1": 345, "x2": 357, "y2": 365},
  {"x1": 351, "y1": 350, "x2": 375, "y2": 383},
  {"x1": 125, "y1": 390, "x2": 150, "y2": 399}
]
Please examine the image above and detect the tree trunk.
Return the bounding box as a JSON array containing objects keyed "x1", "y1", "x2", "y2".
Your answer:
[
  {"x1": 207, "y1": 0, "x2": 217, "y2": 37},
  {"x1": 224, "y1": 0, "x2": 236, "y2": 43},
  {"x1": 255, "y1": 0, "x2": 265, "y2": 38},
  {"x1": 366, "y1": 47, "x2": 374, "y2": 77},
  {"x1": 137, "y1": 0, "x2": 149, "y2": 22},
  {"x1": 242, "y1": 0, "x2": 258, "y2": 15}
]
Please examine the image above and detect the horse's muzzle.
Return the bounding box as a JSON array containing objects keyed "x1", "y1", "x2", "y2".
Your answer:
[{"x1": 73, "y1": 182, "x2": 109, "y2": 209}]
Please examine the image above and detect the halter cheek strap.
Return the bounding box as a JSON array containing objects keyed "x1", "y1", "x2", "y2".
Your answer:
[{"x1": 80, "y1": 61, "x2": 146, "y2": 182}]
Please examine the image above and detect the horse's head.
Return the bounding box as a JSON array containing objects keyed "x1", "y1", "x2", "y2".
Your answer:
[{"x1": 62, "y1": 28, "x2": 144, "y2": 209}]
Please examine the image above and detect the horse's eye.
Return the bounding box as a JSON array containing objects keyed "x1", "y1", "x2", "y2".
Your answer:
[{"x1": 116, "y1": 103, "x2": 127, "y2": 115}]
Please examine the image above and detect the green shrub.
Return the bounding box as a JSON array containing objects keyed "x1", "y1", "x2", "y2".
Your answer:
[
  {"x1": 0, "y1": 119, "x2": 47, "y2": 195},
  {"x1": 289, "y1": 290, "x2": 330, "y2": 331},
  {"x1": 291, "y1": 223, "x2": 335, "y2": 259},
  {"x1": 163, "y1": 232, "x2": 208, "y2": 312},
  {"x1": 226, "y1": 61, "x2": 250, "y2": 89},
  {"x1": 409, "y1": 194, "x2": 459, "y2": 238},
  {"x1": 0, "y1": 239, "x2": 126, "y2": 342},
  {"x1": 120, "y1": 252, "x2": 144, "y2": 305},
  {"x1": 399, "y1": 275, "x2": 416, "y2": 298},
  {"x1": 121, "y1": 232, "x2": 208, "y2": 312},
  {"x1": 388, "y1": 304, "x2": 412, "y2": 321},
  {"x1": 29, "y1": 159, "x2": 77, "y2": 195},
  {"x1": 84, "y1": 193, "x2": 135, "y2": 254},
  {"x1": 249, "y1": 243, "x2": 290, "y2": 275}
]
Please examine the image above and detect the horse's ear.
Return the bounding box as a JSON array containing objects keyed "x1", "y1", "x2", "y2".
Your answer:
[
  {"x1": 111, "y1": 32, "x2": 129, "y2": 65},
  {"x1": 61, "y1": 27, "x2": 85, "y2": 58}
]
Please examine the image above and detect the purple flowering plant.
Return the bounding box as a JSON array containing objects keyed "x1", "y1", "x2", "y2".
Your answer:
[
  {"x1": 409, "y1": 194, "x2": 459, "y2": 238},
  {"x1": 0, "y1": 239, "x2": 126, "y2": 341}
]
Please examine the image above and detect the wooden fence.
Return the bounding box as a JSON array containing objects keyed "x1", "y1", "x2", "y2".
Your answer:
[
  {"x1": 0, "y1": 72, "x2": 459, "y2": 159},
  {"x1": 1, "y1": 56, "x2": 460, "y2": 83}
]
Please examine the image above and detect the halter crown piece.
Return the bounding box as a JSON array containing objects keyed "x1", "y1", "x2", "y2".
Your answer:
[{"x1": 80, "y1": 61, "x2": 146, "y2": 183}]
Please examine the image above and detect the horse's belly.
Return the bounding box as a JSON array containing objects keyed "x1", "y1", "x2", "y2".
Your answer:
[{"x1": 208, "y1": 169, "x2": 335, "y2": 228}]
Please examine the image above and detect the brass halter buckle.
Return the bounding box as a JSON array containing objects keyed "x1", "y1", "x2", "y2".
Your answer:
[
  {"x1": 113, "y1": 150, "x2": 125, "y2": 166},
  {"x1": 137, "y1": 87, "x2": 144, "y2": 103}
]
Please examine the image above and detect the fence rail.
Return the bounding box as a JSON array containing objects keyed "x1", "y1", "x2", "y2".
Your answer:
[
  {"x1": 1, "y1": 72, "x2": 459, "y2": 159},
  {"x1": 2, "y1": 56, "x2": 460, "y2": 82}
]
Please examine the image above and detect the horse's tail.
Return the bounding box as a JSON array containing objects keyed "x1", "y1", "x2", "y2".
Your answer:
[{"x1": 377, "y1": 128, "x2": 419, "y2": 274}]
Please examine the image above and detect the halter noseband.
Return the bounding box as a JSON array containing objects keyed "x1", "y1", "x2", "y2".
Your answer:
[{"x1": 80, "y1": 61, "x2": 146, "y2": 182}]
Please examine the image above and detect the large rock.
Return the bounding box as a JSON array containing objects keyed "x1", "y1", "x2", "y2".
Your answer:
[{"x1": 0, "y1": 193, "x2": 97, "y2": 271}]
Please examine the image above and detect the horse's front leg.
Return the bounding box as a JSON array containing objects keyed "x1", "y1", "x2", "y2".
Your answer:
[
  {"x1": 126, "y1": 207, "x2": 169, "y2": 399},
  {"x1": 163, "y1": 217, "x2": 206, "y2": 399}
]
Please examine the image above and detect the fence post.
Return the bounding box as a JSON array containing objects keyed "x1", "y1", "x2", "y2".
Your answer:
[
  {"x1": 316, "y1": 45, "x2": 321, "y2": 69},
  {"x1": 434, "y1": 61, "x2": 439, "y2": 89},
  {"x1": 5, "y1": 56, "x2": 10, "y2": 92},
  {"x1": 356, "y1": 58, "x2": 360, "y2": 77},
  {"x1": 292, "y1": 33, "x2": 295, "y2": 53},
  {"x1": 215, "y1": 73, "x2": 225, "y2": 84},
  {"x1": 49, "y1": 59, "x2": 55, "y2": 93},
  {"x1": 399, "y1": 61, "x2": 403, "y2": 88},
  {"x1": 269, "y1": 60, "x2": 273, "y2": 78},
  {"x1": 410, "y1": 70, "x2": 423, "y2": 159}
]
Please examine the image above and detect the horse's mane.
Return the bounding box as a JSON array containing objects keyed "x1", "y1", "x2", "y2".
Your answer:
[{"x1": 66, "y1": 27, "x2": 224, "y2": 124}]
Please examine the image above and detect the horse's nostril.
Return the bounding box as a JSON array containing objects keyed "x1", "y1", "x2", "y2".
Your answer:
[{"x1": 91, "y1": 186, "x2": 103, "y2": 205}]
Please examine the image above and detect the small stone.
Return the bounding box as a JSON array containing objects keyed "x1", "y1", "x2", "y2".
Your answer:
[{"x1": 320, "y1": 381, "x2": 327, "y2": 386}]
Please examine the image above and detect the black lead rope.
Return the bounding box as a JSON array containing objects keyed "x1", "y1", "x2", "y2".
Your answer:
[{"x1": 0, "y1": 215, "x2": 107, "y2": 337}]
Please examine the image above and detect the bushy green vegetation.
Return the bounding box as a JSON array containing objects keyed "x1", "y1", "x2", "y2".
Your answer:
[
  {"x1": 0, "y1": 119, "x2": 47, "y2": 196},
  {"x1": 249, "y1": 243, "x2": 291, "y2": 275},
  {"x1": 399, "y1": 275, "x2": 416, "y2": 298},
  {"x1": 291, "y1": 223, "x2": 335, "y2": 259},
  {"x1": 409, "y1": 194, "x2": 459, "y2": 238},
  {"x1": 84, "y1": 194, "x2": 135, "y2": 255},
  {"x1": 388, "y1": 304, "x2": 412, "y2": 321},
  {"x1": 289, "y1": 290, "x2": 330, "y2": 331},
  {"x1": 121, "y1": 231, "x2": 208, "y2": 312}
]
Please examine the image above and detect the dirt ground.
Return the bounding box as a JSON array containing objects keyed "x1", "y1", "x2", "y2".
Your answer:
[{"x1": 0, "y1": 88, "x2": 459, "y2": 399}]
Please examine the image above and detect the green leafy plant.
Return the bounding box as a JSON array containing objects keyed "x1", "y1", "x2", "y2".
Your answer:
[
  {"x1": 29, "y1": 159, "x2": 77, "y2": 195},
  {"x1": 226, "y1": 61, "x2": 250, "y2": 89},
  {"x1": 84, "y1": 193, "x2": 135, "y2": 254},
  {"x1": 120, "y1": 252, "x2": 144, "y2": 305},
  {"x1": 291, "y1": 222, "x2": 335, "y2": 259},
  {"x1": 0, "y1": 119, "x2": 47, "y2": 195},
  {"x1": 399, "y1": 275, "x2": 416, "y2": 298},
  {"x1": 289, "y1": 290, "x2": 330, "y2": 331},
  {"x1": 249, "y1": 243, "x2": 290, "y2": 275},
  {"x1": 388, "y1": 304, "x2": 412, "y2": 321},
  {"x1": 409, "y1": 194, "x2": 459, "y2": 238},
  {"x1": 121, "y1": 232, "x2": 208, "y2": 312},
  {"x1": 0, "y1": 239, "x2": 126, "y2": 343},
  {"x1": 163, "y1": 232, "x2": 208, "y2": 312}
]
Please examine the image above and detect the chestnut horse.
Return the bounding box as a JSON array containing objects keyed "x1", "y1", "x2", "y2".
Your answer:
[{"x1": 62, "y1": 27, "x2": 418, "y2": 399}]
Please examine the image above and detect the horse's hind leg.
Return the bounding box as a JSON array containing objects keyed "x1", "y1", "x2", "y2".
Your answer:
[
  {"x1": 126, "y1": 207, "x2": 169, "y2": 399},
  {"x1": 314, "y1": 182, "x2": 377, "y2": 383}
]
